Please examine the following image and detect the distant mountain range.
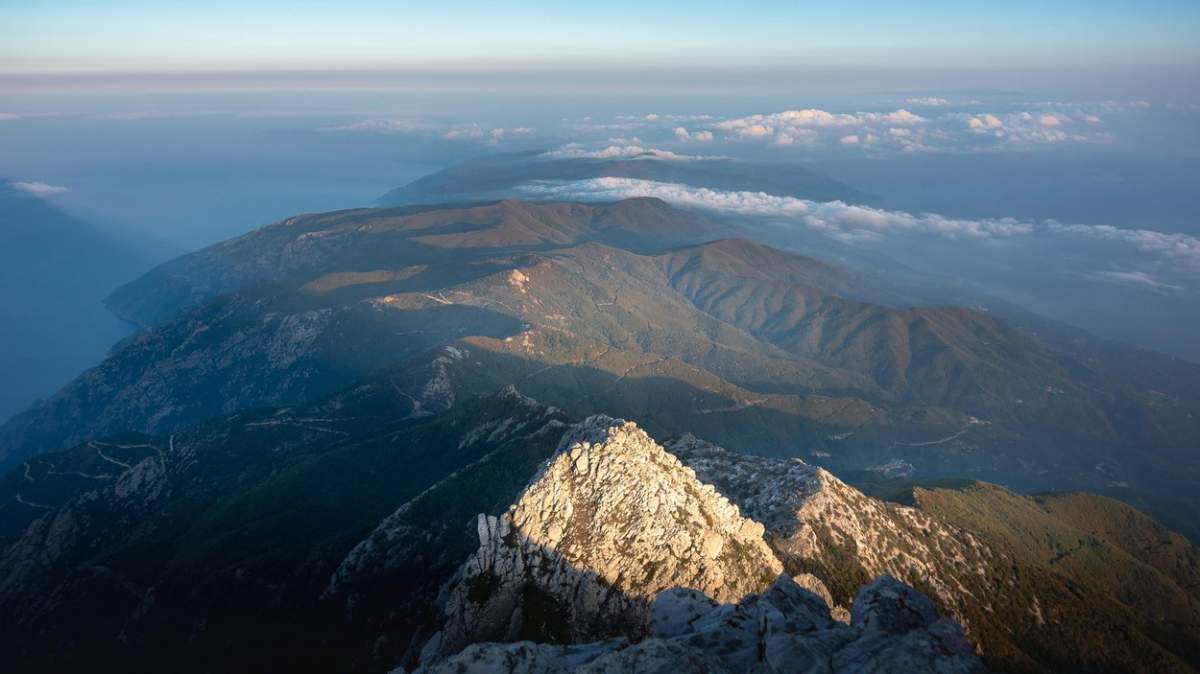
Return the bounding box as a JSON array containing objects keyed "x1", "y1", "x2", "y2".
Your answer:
[
  {"x1": 1, "y1": 192, "x2": 1198, "y2": 672},
  {"x1": 375, "y1": 151, "x2": 1200, "y2": 366},
  {"x1": 8, "y1": 198, "x2": 1196, "y2": 521}
]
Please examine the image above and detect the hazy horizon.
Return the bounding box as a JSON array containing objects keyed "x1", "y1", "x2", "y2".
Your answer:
[{"x1": 6, "y1": 0, "x2": 1200, "y2": 71}]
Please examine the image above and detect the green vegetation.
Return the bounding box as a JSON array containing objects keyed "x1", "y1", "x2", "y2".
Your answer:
[
  {"x1": 519, "y1": 582, "x2": 573, "y2": 644},
  {"x1": 0, "y1": 387, "x2": 570, "y2": 673},
  {"x1": 911, "y1": 481, "x2": 1200, "y2": 673},
  {"x1": 466, "y1": 571, "x2": 500, "y2": 604}
]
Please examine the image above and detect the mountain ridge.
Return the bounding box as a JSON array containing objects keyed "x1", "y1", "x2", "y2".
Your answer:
[
  {"x1": 5, "y1": 198, "x2": 1198, "y2": 529},
  {"x1": 3, "y1": 385, "x2": 1195, "y2": 672}
]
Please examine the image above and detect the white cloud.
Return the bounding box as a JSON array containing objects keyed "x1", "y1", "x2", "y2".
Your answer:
[
  {"x1": 330, "y1": 119, "x2": 532, "y2": 143},
  {"x1": 443, "y1": 125, "x2": 485, "y2": 140},
  {"x1": 774, "y1": 130, "x2": 817, "y2": 146},
  {"x1": 839, "y1": 135, "x2": 860, "y2": 145},
  {"x1": 1082, "y1": 270, "x2": 1184, "y2": 293},
  {"x1": 1047, "y1": 222, "x2": 1200, "y2": 270},
  {"x1": 328, "y1": 118, "x2": 429, "y2": 133},
  {"x1": 714, "y1": 108, "x2": 925, "y2": 137},
  {"x1": 519, "y1": 177, "x2": 1035, "y2": 241},
  {"x1": 541, "y1": 145, "x2": 726, "y2": 161},
  {"x1": 957, "y1": 110, "x2": 1111, "y2": 147},
  {"x1": 517, "y1": 177, "x2": 1200, "y2": 271},
  {"x1": 741, "y1": 124, "x2": 774, "y2": 137},
  {"x1": 0, "y1": 111, "x2": 59, "y2": 121},
  {"x1": 674, "y1": 127, "x2": 714, "y2": 143},
  {"x1": 708, "y1": 108, "x2": 925, "y2": 147},
  {"x1": 967, "y1": 114, "x2": 1004, "y2": 131},
  {"x1": 676, "y1": 128, "x2": 710, "y2": 144},
  {"x1": 616, "y1": 113, "x2": 714, "y2": 123},
  {"x1": 695, "y1": 104, "x2": 1113, "y2": 153},
  {"x1": 866, "y1": 109, "x2": 926, "y2": 125},
  {"x1": 7, "y1": 181, "x2": 69, "y2": 197},
  {"x1": 905, "y1": 97, "x2": 951, "y2": 106}
]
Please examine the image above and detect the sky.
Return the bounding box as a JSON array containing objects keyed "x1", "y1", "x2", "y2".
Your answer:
[{"x1": 2, "y1": 1, "x2": 1200, "y2": 74}]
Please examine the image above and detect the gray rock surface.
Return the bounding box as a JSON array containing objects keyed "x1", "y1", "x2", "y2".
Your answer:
[
  {"x1": 417, "y1": 418, "x2": 986, "y2": 673},
  {"x1": 418, "y1": 575, "x2": 986, "y2": 673},
  {"x1": 429, "y1": 415, "x2": 782, "y2": 658},
  {"x1": 666, "y1": 434, "x2": 994, "y2": 629}
]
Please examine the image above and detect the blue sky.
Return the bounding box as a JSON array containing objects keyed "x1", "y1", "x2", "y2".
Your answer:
[{"x1": 2, "y1": 0, "x2": 1199, "y2": 72}]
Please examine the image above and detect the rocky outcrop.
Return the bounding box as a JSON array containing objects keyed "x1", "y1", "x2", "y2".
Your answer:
[
  {"x1": 417, "y1": 575, "x2": 985, "y2": 673},
  {"x1": 418, "y1": 417, "x2": 984, "y2": 673},
  {"x1": 667, "y1": 434, "x2": 994, "y2": 623},
  {"x1": 426, "y1": 415, "x2": 784, "y2": 659},
  {"x1": 661, "y1": 436, "x2": 1200, "y2": 674}
]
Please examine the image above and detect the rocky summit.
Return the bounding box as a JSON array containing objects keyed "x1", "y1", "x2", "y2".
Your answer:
[{"x1": 415, "y1": 415, "x2": 984, "y2": 673}]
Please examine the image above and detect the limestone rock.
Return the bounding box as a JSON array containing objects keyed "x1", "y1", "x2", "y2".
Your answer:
[
  {"x1": 418, "y1": 574, "x2": 986, "y2": 674},
  {"x1": 666, "y1": 434, "x2": 994, "y2": 637},
  {"x1": 430, "y1": 415, "x2": 783, "y2": 658}
]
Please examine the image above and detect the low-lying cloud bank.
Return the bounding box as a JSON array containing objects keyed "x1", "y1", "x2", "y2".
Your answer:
[
  {"x1": 518, "y1": 177, "x2": 1200, "y2": 275},
  {"x1": 657, "y1": 102, "x2": 1136, "y2": 152},
  {"x1": 321, "y1": 96, "x2": 1168, "y2": 154},
  {"x1": 1080, "y1": 270, "x2": 1184, "y2": 294},
  {"x1": 524, "y1": 176, "x2": 1031, "y2": 240},
  {"x1": 540, "y1": 144, "x2": 726, "y2": 161},
  {"x1": 326, "y1": 118, "x2": 535, "y2": 143},
  {"x1": 713, "y1": 108, "x2": 927, "y2": 142},
  {"x1": 5, "y1": 180, "x2": 69, "y2": 197}
]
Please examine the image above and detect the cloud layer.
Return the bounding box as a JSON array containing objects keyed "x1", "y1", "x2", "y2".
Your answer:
[
  {"x1": 6, "y1": 180, "x2": 69, "y2": 197},
  {"x1": 327, "y1": 118, "x2": 535, "y2": 144},
  {"x1": 1081, "y1": 270, "x2": 1184, "y2": 293},
  {"x1": 641, "y1": 101, "x2": 1137, "y2": 153},
  {"x1": 518, "y1": 177, "x2": 1200, "y2": 273},
  {"x1": 541, "y1": 145, "x2": 726, "y2": 161}
]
